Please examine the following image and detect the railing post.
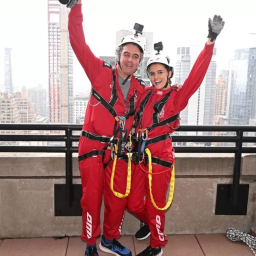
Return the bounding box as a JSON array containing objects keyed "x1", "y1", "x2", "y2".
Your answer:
[
  {"x1": 66, "y1": 128, "x2": 73, "y2": 207},
  {"x1": 231, "y1": 129, "x2": 243, "y2": 206}
]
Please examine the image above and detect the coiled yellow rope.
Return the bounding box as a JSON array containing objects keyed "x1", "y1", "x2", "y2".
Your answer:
[
  {"x1": 145, "y1": 148, "x2": 175, "y2": 210},
  {"x1": 110, "y1": 137, "x2": 132, "y2": 198}
]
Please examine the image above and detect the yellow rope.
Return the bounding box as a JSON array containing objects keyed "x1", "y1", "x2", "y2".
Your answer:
[
  {"x1": 145, "y1": 148, "x2": 175, "y2": 210},
  {"x1": 110, "y1": 137, "x2": 132, "y2": 198}
]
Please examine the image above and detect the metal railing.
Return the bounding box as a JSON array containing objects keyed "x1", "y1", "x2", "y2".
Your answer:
[{"x1": 0, "y1": 124, "x2": 256, "y2": 215}]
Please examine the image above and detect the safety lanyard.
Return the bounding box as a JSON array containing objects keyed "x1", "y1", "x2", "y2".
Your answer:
[
  {"x1": 145, "y1": 148, "x2": 175, "y2": 210},
  {"x1": 110, "y1": 135, "x2": 132, "y2": 198}
]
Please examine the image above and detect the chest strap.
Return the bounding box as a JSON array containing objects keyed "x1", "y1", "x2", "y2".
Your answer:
[
  {"x1": 91, "y1": 68, "x2": 136, "y2": 120},
  {"x1": 147, "y1": 113, "x2": 180, "y2": 131}
]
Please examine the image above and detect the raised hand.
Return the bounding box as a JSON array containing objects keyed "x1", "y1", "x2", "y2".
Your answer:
[
  {"x1": 59, "y1": 0, "x2": 78, "y2": 8},
  {"x1": 208, "y1": 15, "x2": 225, "y2": 42}
]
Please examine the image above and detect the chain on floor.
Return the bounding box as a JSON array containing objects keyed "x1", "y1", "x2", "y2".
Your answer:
[{"x1": 226, "y1": 228, "x2": 256, "y2": 255}]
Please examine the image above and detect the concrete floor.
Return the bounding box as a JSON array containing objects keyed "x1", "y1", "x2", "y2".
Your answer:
[{"x1": 0, "y1": 234, "x2": 254, "y2": 256}]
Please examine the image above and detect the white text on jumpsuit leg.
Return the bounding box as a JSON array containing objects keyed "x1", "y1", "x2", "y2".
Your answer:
[
  {"x1": 86, "y1": 212, "x2": 92, "y2": 239},
  {"x1": 156, "y1": 215, "x2": 165, "y2": 241}
]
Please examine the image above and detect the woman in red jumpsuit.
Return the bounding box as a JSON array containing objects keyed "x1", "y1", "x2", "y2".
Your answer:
[{"x1": 127, "y1": 15, "x2": 225, "y2": 256}]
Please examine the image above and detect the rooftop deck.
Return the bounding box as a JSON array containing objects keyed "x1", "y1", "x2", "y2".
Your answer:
[{"x1": 0, "y1": 234, "x2": 254, "y2": 256}]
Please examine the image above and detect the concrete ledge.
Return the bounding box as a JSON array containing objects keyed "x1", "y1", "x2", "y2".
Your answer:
[
  {"x1": 0, "y1": 153, "x2": 255, "y2": 238},
  {"x1": 2, "y1": 153, "x2": 255, "y2": 177}
]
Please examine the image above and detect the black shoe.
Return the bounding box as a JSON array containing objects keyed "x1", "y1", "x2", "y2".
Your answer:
[
  {"x1": 85, "y1": 245, "x2": 99, "y2": 256},
  {"x1": 135, "y1": 224, "x2": 151, "y2": 240},
  {"x1": 136, "y1": 246, "x2": 163, "y2": 256}
]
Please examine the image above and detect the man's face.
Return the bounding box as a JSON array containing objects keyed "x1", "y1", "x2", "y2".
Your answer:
[{"x1": 119, "y1": 44, "x2": 141, "y2": 76}]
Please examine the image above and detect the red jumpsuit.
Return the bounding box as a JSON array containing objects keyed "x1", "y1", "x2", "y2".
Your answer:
[
  {"x1": 127, "y1": 43, "x2": 214, "y2": 248},
  {"x1": 68, "y1": 5, "x2": 145, "y2": 245}
]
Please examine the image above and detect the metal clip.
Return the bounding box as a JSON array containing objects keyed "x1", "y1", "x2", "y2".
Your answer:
[
  {"x1": 142, "y1": 129, "x2": 148, "y2": 140},
  {"x1": 125, "y1": 143, "x2": 132, "y2": 152},
  {"x1": 118, "y1": 116, "x2": 126, "y2": 130}
]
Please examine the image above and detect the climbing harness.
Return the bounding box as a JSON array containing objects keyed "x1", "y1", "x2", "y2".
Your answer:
[
  {"x1": 226, "y1": 228, "x2": 256, "y2": 255},
  {"x1": 132, "y1": 88, "x2": 180, "y2": 210},
  {"x1": 79, "y1": 64, "x2": 139, "y2": 198}
]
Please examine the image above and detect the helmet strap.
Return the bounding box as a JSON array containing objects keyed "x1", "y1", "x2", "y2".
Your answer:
[{"x1": 163, "y1": 77, "x2": 169, "y2": 89}]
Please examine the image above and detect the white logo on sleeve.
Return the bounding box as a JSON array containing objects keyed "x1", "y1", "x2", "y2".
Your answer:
[
  {"x1": 86, "y1": 212, "x2": 92, "y2": 239},
  {"x1": 156, "y1": 215, "x2": 165, "y2": 241}
]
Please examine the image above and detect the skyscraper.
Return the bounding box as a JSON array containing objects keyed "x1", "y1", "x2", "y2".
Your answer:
[
  {"x1": 215, "y1": 70, "x2": 228, "y2": 117},
  {"x1": 15, "y1": 87, "x2": 36, "y2": 124},
  {"x1": 4, "y1": 48, "x2": 13, "y2": 94},
  {"x1": 227, "y1": 48, "x2": 256, "y2": 125},
  {"x1": 48, "y1": 0, "x2": 73, "y2": 124},
  {"x1": 175, "y1": 45, "x2": 217, "y2": 126},
  {"x1": 27, "y1": 85, "x2": 48, "y2": 118}
]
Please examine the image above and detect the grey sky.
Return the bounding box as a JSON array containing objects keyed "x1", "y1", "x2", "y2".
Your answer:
[{"x1": 0, "y1": 0, "x2": 256, "y2": 93}]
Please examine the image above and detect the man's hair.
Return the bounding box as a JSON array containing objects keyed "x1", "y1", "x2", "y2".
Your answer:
[{"x1": 115, "y1": 43, "x2": 144, "y2": 63}]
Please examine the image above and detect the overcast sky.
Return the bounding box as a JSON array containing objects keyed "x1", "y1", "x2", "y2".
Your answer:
[{"x1": 0, "y1": 0, "x2": 256, "y2": 93}]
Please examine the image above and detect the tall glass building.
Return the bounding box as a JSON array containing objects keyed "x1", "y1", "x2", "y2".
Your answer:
[
  {"x1": 227, "y1": 48, "x2": 256, "y2": 125},
  {"x1": 175, "y1": 45, "x2": 217, "y2": 126}
]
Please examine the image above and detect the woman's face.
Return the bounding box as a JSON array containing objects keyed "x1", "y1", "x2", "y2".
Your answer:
[{"x1": 148, "y1": 63, "x2": 172, "y2": 90}]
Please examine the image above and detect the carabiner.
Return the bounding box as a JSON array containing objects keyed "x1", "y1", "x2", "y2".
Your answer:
[{"x1": 142, "y1": 129, "x2": 148, "y2": 140}]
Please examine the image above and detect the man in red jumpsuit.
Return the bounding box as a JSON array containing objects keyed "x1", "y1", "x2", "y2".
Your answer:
[
  {"x1": 65, "y1": 0, "x2": 147, "y2": 255},
  {"x1": 125, "y1": 15, "x2": 225, "y2": 256}
]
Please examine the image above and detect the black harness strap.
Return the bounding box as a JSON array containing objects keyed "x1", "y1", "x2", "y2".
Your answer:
[
  {"x1": 78, "y1": 150, "x2": 105, "y2": 162},
  {"x1": 137, "y1": 90, "x2": 153, "y2": 128},
  {"x1": 91, "y1": 67, "x2": 137, "y2": 121},
  {"x1": 152, "y1": 90, "x2": 172, "y2": 123},
  {"x1": 144, "y1": 156, "x2": 172, "y2": 168},
  {"x1": 147, "y1": 113, "x2": 180, "y2": 131},
  {"x1": 151, "y1": 157, "x2": 173, "y2": 168},
  {"x1": 137, "y1": 89, "x2": 180, "y2": 132},
  {"x1": 81, "y1": 131, "x2": 118, "y2": 144},
  {"x1": 109, "y1": 68, "x2": 118, "y2": 107},
  {"x1": 124, "y1": 89, "x2": 137, "y2": 119},
  {"x1": 103, "y1": 154, "x2": 129, "y2": 169},
  {"x1": 91, "y1": 88, "x2": 117, "y2": 118},
  {"x1": 145, "y1": 134, "x2": 171, "y2": 147},
  {"x1": 82, "y1": 131, "x2": 111, "y2": 143}
]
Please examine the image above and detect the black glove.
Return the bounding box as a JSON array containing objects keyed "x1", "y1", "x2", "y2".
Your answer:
[
  {"x1": 207, "y1": 15, "x2": 225, "y2": 42},
  {"x1": 59, "y1": 0, "x2": 78, "y2": 8}
]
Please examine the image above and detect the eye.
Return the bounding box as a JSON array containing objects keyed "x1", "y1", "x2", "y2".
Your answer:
[{"x1": 123, "y1": 53, "x2": 130, "y2": 57}]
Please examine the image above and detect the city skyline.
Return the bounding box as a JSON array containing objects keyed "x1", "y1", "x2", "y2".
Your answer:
[{"x1": 1, "y1": 0, "x2": 256, "y2": 93}]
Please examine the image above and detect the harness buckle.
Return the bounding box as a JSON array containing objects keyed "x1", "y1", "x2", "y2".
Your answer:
[
  {"x1": 118, "y1": 116, "x2": 126, "y2": 130},
  {"x1": 124, "y1": 142, "x2": 132, "y2": 152},
  {"x1": 142, "y1": 129, "x2": 148, "y2": 140}
]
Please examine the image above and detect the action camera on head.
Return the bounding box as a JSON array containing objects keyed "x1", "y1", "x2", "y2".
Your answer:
[
  {"x1": 134, "y1": 23, "x2": 144, "y2": 37},
  {"x1": 154, "y1": 42, "x2": 163, "y2": 54}
]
